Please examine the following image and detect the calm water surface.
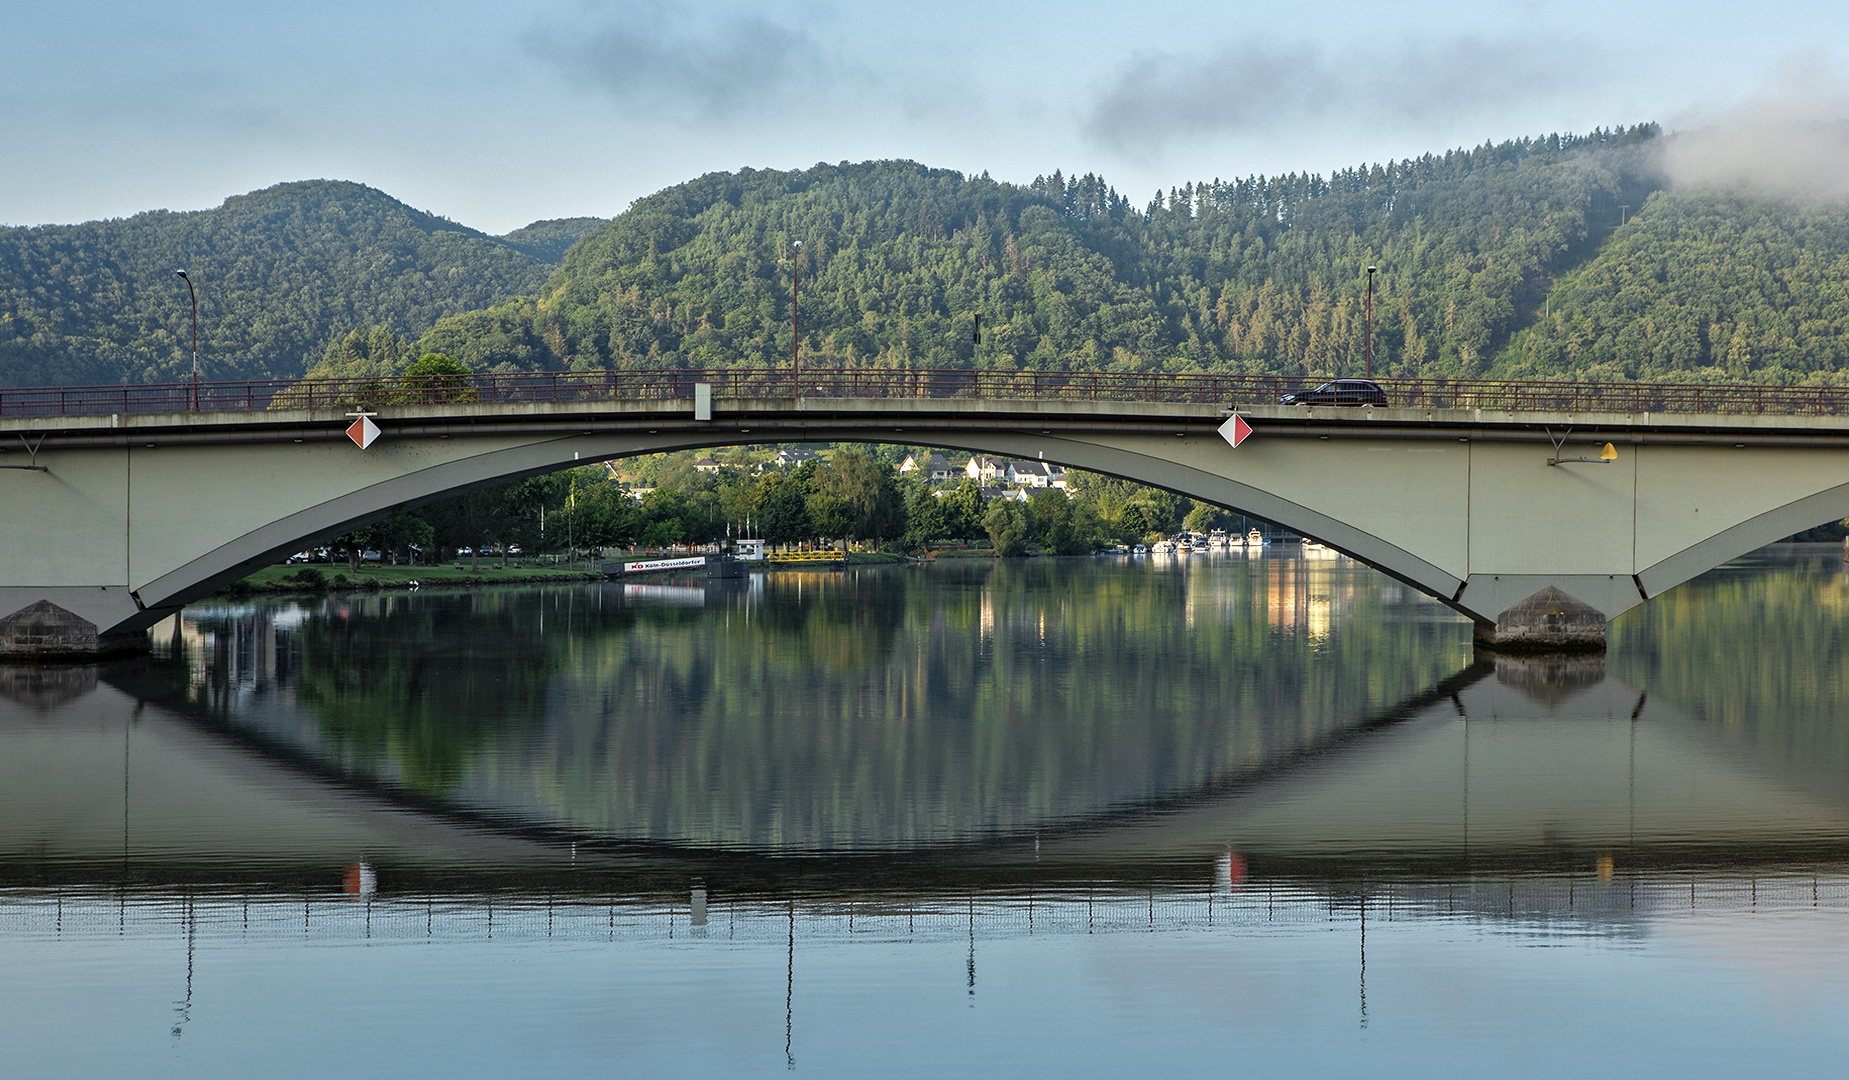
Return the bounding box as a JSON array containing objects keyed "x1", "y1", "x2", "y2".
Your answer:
[{"x1": 5, "y1": 550, "x2": 1849, "y2": 1076}]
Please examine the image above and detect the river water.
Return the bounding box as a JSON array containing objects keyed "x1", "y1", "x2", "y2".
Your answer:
[{"x1": 4, "y1": 549, "x2": 1849, "y2": 1076}]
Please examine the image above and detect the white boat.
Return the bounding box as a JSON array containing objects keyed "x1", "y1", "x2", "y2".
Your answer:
[
  {"x1": 1301, "y1": 538, "x2": 1327, "y2": 552},
  {"x1": 1152, "y1": 540, "x2": 1175, "y2": 554},
  {"x1": 1246, "y1": 528, "x2": 1268, "y2": 547},
  {"x1": 1132, "y1": 544, "x2": 1148, "y2": 555},
  {"x1": 1207, "y1": 529, "x2": 1229, "y2": 548}
]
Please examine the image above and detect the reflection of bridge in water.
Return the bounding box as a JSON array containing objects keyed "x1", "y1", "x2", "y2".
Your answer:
[
  {"x1": 9, "y1": 871, "x2": 1848, "y2": 946},
  {"x1": 6, "y1": 595, "x2": 1849, "y2": 896}
]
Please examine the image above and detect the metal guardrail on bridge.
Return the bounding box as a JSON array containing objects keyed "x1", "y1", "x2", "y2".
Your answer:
[{"x1": 6, "y1": 367, "x2": 1849, "y2": 419}]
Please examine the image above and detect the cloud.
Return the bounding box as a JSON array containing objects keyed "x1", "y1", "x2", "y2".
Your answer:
[
  {"x1": 528, "y1": 3, "x2": 861, "y2": 122},
  {"x1": 1084, "y1": 35, "x2": 1605, "y2": 152},
  {"x1": 1658, "y1": 55, "x2": 1849, "y2": 202}
]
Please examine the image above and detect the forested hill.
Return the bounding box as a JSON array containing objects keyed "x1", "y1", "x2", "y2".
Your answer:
[
  {"x1": 0, "y1": 181, "x2": 551, "y2": 387},
  {"x1": 498, "y1": 217, "x2": 610, "y2": 263},
  {"x1": 1505, "y1": 193, "x2": 1849, "y2": 382},
  {"x1": 420, "y1": 125, "x2": 1702, "y2": 382},
  {"x1": 16, "y1": 125, "x2": 1849, "y2": 388}
]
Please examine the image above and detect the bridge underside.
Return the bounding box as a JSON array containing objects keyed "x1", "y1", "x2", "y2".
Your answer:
[{"x1": 5, "y1": 396, "x2": 1849, "y2": 656}]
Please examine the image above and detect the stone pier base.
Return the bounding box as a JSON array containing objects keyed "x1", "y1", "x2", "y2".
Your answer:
[
  {"x1": 0, "y1": 600, "x2": 150, "y2": 661},
  {"x1": 1472, "y1": 586, "x2": 1608, "y2": 653}
]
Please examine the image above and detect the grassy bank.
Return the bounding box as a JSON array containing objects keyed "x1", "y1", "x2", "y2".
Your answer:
[
  {"x1": 221, "y1": 550, "x2": 911, "y2": 598},
  {"x1": 224, "y1": 562, "x2": 603, "y2": 596}
]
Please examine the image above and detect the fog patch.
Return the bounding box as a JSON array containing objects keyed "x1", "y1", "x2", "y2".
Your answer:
[
  {"x1": 1085, "y1": 35, "x2": 1603, "y2": 151},
  {"x1": 1660, "y1": 56, "x2": 1849, "y2": 202},
  {"x1": 528, "y1": 3, "x2": 862, "y2": 121}
]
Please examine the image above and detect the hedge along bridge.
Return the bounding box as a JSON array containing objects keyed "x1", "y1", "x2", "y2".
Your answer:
[{"x1": 8, "y1": 366, "x2": 1849, "y2": 657}]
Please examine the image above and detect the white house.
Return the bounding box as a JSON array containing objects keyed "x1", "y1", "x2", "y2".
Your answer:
[
  {"x1": 966, "y1": 455, "x2": 1004, "y2": 483},
  {"x1": 899, "y1": 452, "x2": 954, "y2": 481},
  {"x1": 982, "y1": 486, "x2": 1029, "y2": 503},
  {"x1": 775, "y1": 448, "x2": 822, "y2": 468},
  {"x1": 1005, "y1": 460, "x2": 1051, "y2": 487}
]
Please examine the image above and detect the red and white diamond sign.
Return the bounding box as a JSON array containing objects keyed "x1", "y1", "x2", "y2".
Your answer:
[
  {"x1": 1218, "y1": 413, "x2": 1253, "y2": 448},
  {"x1": 346, "y1": 415, "x2": 381, "y2": 449}
]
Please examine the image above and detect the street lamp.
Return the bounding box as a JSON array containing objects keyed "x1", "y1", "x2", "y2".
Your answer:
[
  {"x1": 175, "y1": 270, "x2": 199, "y2": 409},
  {"x1": 1364, "y1": 265, "x2": 1377, "y2": 380},
  {"x1": 790, "y1": 240, "x2": 802, "y2": 398}
]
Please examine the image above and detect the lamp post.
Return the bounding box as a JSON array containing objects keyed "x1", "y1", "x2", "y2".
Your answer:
[
  {"x1": 1364, "y1": 265, "x2": 1376, "y2": 380},
  {"x1": 790, "y1": 240, "x2": 802, "y2": 398},
  {"x1": 175, "y1": 270, "x2": 199, "y2": 409}
]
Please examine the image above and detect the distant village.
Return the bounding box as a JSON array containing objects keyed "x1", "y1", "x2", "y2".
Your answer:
[
  {"x1": 609, "y1": 446, "x2": 1071, "y2": 505},
  {"x1": 313, "y1": 442, "x2": 1254, "y2": 566}
]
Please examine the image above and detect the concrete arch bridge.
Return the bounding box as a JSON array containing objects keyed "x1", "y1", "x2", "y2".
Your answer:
[{"x1": 6, "y1": 367, "x2": 1849, "y2": 657}]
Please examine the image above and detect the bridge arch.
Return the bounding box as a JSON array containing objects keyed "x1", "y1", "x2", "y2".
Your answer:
[{"x1": 109, "y1": 425, "x2": 1475, "y2": 633}]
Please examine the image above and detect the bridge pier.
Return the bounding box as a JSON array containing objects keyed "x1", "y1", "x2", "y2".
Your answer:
[
  {"x1": 0, "y1": 600, "x2": 150, "y2": 661},
  {"x1": 1471, "y1": 587, "x2": 1608, "y2": 653}
]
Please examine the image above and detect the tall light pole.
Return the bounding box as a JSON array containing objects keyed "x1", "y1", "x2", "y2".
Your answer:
[
  {"x1": 790, "y1": 240, "x2": 802, "y2": 398},
  {"x1": 175, "y1": 270, "x2": 199, "y2": 409},
  {"x1": 1364, "y1": 265, "x2": 1377, "y2": 380}
]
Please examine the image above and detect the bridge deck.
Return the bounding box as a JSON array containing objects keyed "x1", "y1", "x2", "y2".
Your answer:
[
  {"x1": 6, "y1": 366, "x2": 1849, "y2": 420},
  {"x1": 9, "y1": 392, "x2": 1849, "y2": 452}
]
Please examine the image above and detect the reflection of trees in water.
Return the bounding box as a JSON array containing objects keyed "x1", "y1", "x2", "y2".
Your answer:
[
  {"x1": 1612, "y1": 551, "x2": 1849, "y2": 789},
  {"x1": 480, "y1": 561, "x2": 1473, "y2": 848},
  {"x1": 289, "y1": 592, "x2": 564, "y2": 796},
  {"x1": 188, "y1": 563, "x2": 1473, "y2": 845}
]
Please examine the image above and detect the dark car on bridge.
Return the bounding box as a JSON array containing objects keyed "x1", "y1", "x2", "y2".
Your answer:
[{"x1": 1279, "y1": 379, "x2": 1388, "y2": 407}]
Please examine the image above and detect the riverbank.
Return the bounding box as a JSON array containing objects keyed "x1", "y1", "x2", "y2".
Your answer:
[
  {"x1": 220, "y1": 551, "x2": 912, "y2": 597},
  {"x1": 224, "y1": 563, "x2": 604, "y2": 595}
]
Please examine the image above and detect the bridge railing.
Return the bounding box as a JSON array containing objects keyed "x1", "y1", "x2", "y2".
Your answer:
[{"x1": 6, "y1": 367, "x2": 1849, "y2": 418}]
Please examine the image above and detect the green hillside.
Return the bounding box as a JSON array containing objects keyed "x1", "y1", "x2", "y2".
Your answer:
[
  {"x1": 13, "y1": 125, "x2": 1849, "y2": 389},
  {"x1": 418, "y1": 128, "x2": 1672, "y2": 380},
  {"x1": 498, "y1": 217, "x2": 610, "y2": 263},
  {"x1": 0, "y1": 180, "x2": 551, "y2": 387},
  {"x1": 1505, "y1": 192, "x2": 1849, "y2": 383}
]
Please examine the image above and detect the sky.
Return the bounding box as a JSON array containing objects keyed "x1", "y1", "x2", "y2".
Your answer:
[{"x1": 5, "y1": 0, "x2": 1849, "y2": 235}]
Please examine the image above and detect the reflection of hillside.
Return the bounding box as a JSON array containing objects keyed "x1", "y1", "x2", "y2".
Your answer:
[
  {"x1": 1043, "y1": 651, "x2": 1849, "y2": 873},
  {"x1": 0, "y1": 677, "x2": 574, "y2": 882},
  {"x1": 1610, "y1": 548, "x2": 1849, "y2": 807},
  {"x1": 165, "y1": 594, "x2": 566, "y2": 797}
]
